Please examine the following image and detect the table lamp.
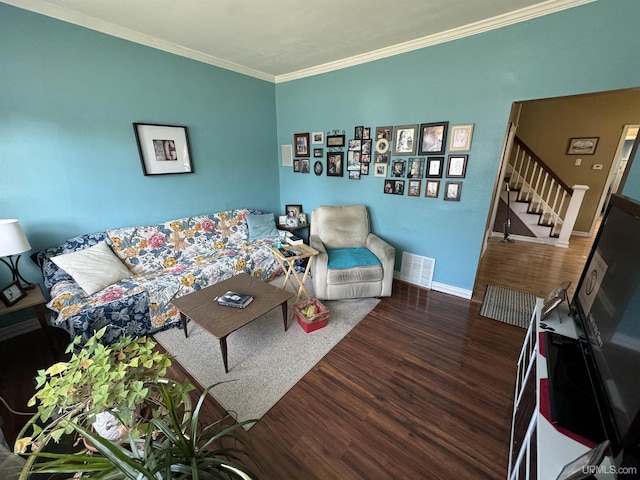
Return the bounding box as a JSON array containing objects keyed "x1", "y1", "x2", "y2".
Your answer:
[{"x1": 0, "y1": 219, "x2": 33, "y2": 289}]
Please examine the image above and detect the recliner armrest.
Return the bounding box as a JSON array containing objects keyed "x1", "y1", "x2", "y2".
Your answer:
[
  {"x1": 366, "y1": 233, "x2": 395, "y2": 261},
  {"x1": 309, "y1": 234, "x2": 329, "y2": 299},
  {"x1": 366, "y1": 233, "x2": 395, "y2": 297}
]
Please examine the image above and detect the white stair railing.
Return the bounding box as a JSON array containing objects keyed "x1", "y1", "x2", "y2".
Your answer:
[{"x1": 506, "y1": 137, "x2": 588, "y2": 247}]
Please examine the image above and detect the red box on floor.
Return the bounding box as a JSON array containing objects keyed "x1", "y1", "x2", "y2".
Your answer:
[
  {"x1": 296, "y1": 315, "x2": 327, "y2": 333},
  {"x1": 294, "y1": 298, "x2": 329, "y2": 333}
]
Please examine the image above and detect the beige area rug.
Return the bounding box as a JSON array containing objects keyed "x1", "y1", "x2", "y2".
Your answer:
[{"x1": 153, "y1": 276, "x2": 379, "y2": 428}]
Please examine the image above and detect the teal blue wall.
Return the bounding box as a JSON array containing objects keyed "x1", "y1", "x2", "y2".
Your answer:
[
  {"x1": 2, "y1": 0, "x2": 640, "y2": 319},
  {"x1": 276, "y1": 0, "x2": 640, "y2": 295},
  {"x1": 0, "y1": 4, "x2": 279, "y2": 296}
]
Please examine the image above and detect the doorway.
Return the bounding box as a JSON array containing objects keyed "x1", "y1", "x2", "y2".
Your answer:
[{"x1": 595, "y1": 124, "x2": 638, "y2": 223}]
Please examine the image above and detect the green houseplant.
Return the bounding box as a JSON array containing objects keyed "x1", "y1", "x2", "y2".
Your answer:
[
  {"x1": 20, "y1": 382, "x2": 257, "y2": 479},
  {"x1": 15, "y1": 327, "x2": 186, "y2": 453},
  {"x1": 15, "y1": 327, "x2": 258, "y2": 479}
]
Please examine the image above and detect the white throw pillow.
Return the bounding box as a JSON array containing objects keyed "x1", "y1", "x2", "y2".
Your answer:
[{"x1": 51, "y1": 241, "x2": 132, "y2": 296}]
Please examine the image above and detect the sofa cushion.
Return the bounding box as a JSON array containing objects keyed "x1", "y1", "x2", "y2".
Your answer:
[
  {"x1": 246, "y1": 213, "x2": 280, "y2": 242},
  {"x1": 51, "y1": 241, "x2": 133, "y2": 296}
]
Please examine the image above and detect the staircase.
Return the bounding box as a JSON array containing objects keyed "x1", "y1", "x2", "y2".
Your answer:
[{"x1": 503, "y1": 136, "x2": 589, "y2": 248}]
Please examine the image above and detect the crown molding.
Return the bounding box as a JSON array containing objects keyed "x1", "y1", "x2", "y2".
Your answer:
[
  {"x1": 2, "y1": 0, "x2": 276, "y2": 82},
  {"x1": 275, "y1": 0, "x2": 596, "y2": 83},
  {"x1": 4, "y1": 0, "x2": 595, "y2": 84}
]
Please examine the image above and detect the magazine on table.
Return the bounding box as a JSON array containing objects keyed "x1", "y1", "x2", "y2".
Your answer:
[{"x1": 216, "y1": 291, "x2": 253, "y2": 308}]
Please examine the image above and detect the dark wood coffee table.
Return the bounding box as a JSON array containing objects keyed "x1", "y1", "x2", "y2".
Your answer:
[{"x1": 171, "y1": 273, "x2": 293, "y2": 373}]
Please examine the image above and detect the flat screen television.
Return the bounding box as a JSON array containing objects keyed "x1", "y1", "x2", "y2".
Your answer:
[{"x1": 573, "y1": 194, "x2": 640, "y2": 462}]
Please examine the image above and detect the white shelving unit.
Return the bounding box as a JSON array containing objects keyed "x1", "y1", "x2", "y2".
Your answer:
[{"x1": 507, "y1": 299, "x2": 615, "y2": 479}]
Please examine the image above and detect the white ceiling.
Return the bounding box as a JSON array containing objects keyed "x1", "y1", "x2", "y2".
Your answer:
[{"x1": 4, "y1": 0, "x2": 594, "y2": 83}]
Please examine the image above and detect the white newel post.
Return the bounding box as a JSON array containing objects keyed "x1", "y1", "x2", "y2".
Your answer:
[{"x1": 556, "y1": 185, "x2": 589, "y2": 248}]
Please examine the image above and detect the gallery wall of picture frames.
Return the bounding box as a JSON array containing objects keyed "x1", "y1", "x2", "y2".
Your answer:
[{"x1": 288, "y1": 122, "x2": 473, "y2": 202}]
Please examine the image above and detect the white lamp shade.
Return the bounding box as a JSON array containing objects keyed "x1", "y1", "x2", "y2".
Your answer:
[{"x1": 0, "y1": 219, "x2": 32, "y2": 257}]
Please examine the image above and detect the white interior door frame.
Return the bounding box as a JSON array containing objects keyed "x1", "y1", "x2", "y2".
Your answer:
[
  {"x1": 590, "y1": 124, "x2": 639, "y2": 235},
  {"x1": 481, "y1": 104, "x2": 521, "y2": 257}
]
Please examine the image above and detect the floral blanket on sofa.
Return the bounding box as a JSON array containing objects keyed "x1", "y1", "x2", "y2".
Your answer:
[{"x1": 36, "y1": 209, "x2": 282, "y2": 344}]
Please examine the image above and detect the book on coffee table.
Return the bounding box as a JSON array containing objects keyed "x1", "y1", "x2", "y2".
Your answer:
[{"x1": 217, "y1": 291, "x2": 253, "y2": 309}]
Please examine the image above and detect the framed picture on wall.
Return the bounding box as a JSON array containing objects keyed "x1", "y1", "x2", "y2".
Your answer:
[
  {"x1": 392, "y1": 124, "x2": 418, "y2": 156},
  {"x1": 375, "y1": 126, "x2": 393, "y2": 141},
  {"x1": 449, "y1": 124, "x2": 474, "y2": 152},
  {"x1": 444, "y1": 181, "x2": 462, "y2": 201},
  {"x1": 425, "y1": 180, "x2": 440, "y2": 198},
  {"x1": 567, "y1": 137, "x2": 599, "y2": 155},
  {"x1": 327, "y1": 152, "x2": 344, "y2": 176},
  {"x1": 426, "y1": 157, "x2": 444, "y2": 178},
  {"x1": 133, "y1": 123, "x2": 193, "y2": 176},
  {"x1": 374, "y1": 163, "x2": 388, "y2": 177},
  {"x1": 407, "y1": 157, "x2": 425, "y2": 178},
  {"x1": 390, "y1": 160, "x2": 406, "y2": 177},
  {"x1": 408, "y1": 179, "x2": 421, "y2": 197},
  {"x1": 312, "y1": 131, "x2": 324, "y2": 144},
  {"x1": 446, "y1": 154, "x2": 468, "y2": 178},
  {"x1": 294, "y1": 133, "x2": 310, "y2": 157},
  {"x1": 326, "y1": 134, "x2": 346, "y2": 148},
  {"x1": 418, "y1": 121, "x2": 449, "y2": 155}
]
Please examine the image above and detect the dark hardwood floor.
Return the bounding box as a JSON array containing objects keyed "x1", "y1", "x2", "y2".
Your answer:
[{"x1": 0, "y1": 231, "x2": 596, "y2": 479}]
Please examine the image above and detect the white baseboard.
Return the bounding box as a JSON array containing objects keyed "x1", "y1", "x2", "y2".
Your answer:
[
  {"x1": 431, "y1": 282, "x2": 473, "y2": 299},
  {"x1": 394, "y1": 272, "x2": 472, "y2": 300},
  {"x1": 0, "y1": 317, "x2": 43, "y2": 343}
]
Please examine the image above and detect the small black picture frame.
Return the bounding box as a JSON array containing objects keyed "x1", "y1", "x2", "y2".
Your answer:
[
  {"x1": 426, "y1": 157, "x2": 444, "y2": 178},
  {"x1": 1, "y1": 281, "x2": 26, "y2": 307},
  {"x1": 327, "y1": 152, "x2": 344, "y2": 177}
]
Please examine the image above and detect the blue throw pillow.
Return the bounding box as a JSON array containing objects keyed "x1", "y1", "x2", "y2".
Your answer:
[{"x1": 246, "y1": 213, "x2": 280, "y2": 242}]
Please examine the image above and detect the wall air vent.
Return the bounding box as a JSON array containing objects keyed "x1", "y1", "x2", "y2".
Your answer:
[{"x1": 400, "y1": 252, "x2": 435, "y2": 289}]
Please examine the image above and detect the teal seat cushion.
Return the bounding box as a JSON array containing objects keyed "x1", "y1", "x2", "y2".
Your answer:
[{"x1": 327, "y1": 247, "x2": 381, "y2": 269}]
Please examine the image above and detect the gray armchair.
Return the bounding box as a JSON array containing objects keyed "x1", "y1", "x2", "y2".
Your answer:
[{"x1": 310, "y1": 205, "x2": 395, "y2": 300}]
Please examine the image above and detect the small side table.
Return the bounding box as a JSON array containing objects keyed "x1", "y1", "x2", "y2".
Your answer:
[
  {"x1": 269, "y1": 244, "x2": 318, "y2": 304},
  {"x1": 0, "y1": 284, "x2": 49, "y2": 333},
  {"x1": 277, "y1": 223, "x2": 310, "y2": 244}
]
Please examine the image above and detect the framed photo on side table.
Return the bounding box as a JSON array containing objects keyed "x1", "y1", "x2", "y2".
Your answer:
[
  {"x1": 133, "y1": 123, "x2": 193, "y2": 176},
  {"x1": 285, "y1": 204, "x2": 302, "y2": 222},
  {"x1": 1, "y1": 281, "x2": 26, "y2": 307}
]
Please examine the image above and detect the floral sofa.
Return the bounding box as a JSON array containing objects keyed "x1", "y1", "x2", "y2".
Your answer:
[{"x1": 34, "y1": 209, "x2": 283, "y2": 345}]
